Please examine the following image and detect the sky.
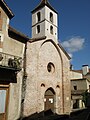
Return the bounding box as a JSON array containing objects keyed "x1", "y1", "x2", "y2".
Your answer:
[{"x1": 5, "y1": 0, "x2": 90, "y2": 70}]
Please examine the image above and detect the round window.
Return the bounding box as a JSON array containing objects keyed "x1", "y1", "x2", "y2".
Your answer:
[{"x1": 47, "y1": 62, "x2": 55, "y2": 73}]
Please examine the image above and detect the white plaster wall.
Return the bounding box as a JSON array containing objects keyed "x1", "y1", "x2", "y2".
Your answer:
[
  {"x1": 44, "y1": 6, "x2": 58, "y2": 41},
  {"x1": 71, "y1": 80, "x2": 87, "y2": 90},
  {"x1": 45, "y1": 21, "x2": 58, "y2": 42},
  {"x1": 3, "y1": 36, "x2": 25, "y2": 57},
  {"x1": 70, "y1": 71, "x2": 82, "y2": 79},
  {"x1": 7, "y1": 72, "x2": 23, "y2": 120},
  {"x1": 32, "y1": 6, "x2": 57, "y2": 26},
  {"x1": 32, "y1": 7, "x2": 45, "y2": 26},
  {"x1": 0, "y1": 7, "x2": 10, "y2": 52},
  {"x1": 32, "y1": 6, "x2": 58, "y2": 41},
  {"x1": 45, "y1": 6, "x2": 57, "y2": 26},
  {"x1": 32, "y1": 22, "x2": 45, "y2": 38}
]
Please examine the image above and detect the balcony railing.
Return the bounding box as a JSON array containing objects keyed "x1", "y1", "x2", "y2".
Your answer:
[{"x1": 0, "y1": 52, "x2": 22, "y2": 70}]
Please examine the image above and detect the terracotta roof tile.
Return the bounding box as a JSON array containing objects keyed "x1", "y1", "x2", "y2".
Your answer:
[
  {"x1": 8, "y1": 26, "x2": 29, "y2": 43},
  {"x1": 58, "y1": 43, "x2": 71, "y2": 60}
]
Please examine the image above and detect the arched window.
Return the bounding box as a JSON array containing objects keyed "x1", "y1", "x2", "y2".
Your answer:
[
  {"x1": 37, "y1": 25, "x2": 40, "y2": 33},
  {"x1": 37, "y1": 12, "x2": 41, "y2": 22},
  {"x1": 47, "y1": 62, "x2": 55, "y2": 73},
  {"x1": 50, "y1": 12, "x2": 53, "y2": 23},
  {"x1": 50, "y1": 26, "x2": 53, "y2": 34}
]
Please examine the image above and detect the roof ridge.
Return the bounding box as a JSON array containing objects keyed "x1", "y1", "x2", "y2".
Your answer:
[
  {"x1": 32, "y1": 0, "x2": 58, "y2": 14},
  {"x1": 41, "y1": 0, "x2": 48, "y2": 4},
  {"x1": 0, "y1": 0, "x2": 14, "y2": 19}
]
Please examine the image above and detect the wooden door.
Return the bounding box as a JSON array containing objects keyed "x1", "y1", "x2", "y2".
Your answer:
[
  {"x1": 0, "y1": 87, "x2": 9, "y2": 120},
  {"x1": 44, "y1": 88, "x2": 55, "y2": 112}
]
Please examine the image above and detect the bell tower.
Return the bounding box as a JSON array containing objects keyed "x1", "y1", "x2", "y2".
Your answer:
[{"x1": 31, "y1": 0, "x2": 58, "y2": 42}]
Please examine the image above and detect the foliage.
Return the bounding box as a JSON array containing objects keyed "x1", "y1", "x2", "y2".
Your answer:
[
  {"x1": 8, "y1": 57, "x2": 21, "y2": 69},
  {"x1": 82, "y1": 90, "x2": 88, "y2": 107}
]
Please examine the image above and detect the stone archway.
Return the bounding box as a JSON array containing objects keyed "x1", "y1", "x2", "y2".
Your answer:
[{"x1": 44, "y1": 88, "x2": 55, "y2": 112}]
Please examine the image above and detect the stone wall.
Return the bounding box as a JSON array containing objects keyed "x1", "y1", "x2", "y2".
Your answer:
[{"x1": 24, "y1": 38, "x2": 71, "y2": 116}]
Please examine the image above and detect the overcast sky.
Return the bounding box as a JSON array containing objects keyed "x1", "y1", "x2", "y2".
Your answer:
[{"x1": 5, "y1": 0, "x2": 90, "y2": 70}]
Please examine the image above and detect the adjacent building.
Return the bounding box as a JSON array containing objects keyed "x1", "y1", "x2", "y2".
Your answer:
[
  {"x1": 0, "y1": 0, "x2": 29, "y2": 120},
  {"x1": 71, "y1": 65, "x2": 90, "y2": 110}
]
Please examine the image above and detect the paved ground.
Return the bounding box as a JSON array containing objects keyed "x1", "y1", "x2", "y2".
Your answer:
[{"x1": 20, "y1": 108, "x2": 90, "y2": 120}]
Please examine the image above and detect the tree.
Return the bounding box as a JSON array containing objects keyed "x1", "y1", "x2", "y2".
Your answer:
[{"x1": 82, "y1": 90, "x2": 88, "y2": 107}]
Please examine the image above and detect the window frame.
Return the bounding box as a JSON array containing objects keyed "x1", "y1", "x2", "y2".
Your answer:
[
  {"x1": 37, "y1": 25, "x2": 40, "y2": 34},
  {"x1": 37, "y1": 12, "x2": 41, "y2": 22},
  {"x1": 73, "y1": 85, "x2": 77, "y2": 90},
  {"x1": 50, "y1": 12, "x2": 53, "y2": 23},
  {"x1": 50, "y1": 25, "x2": 53, "y2": 35}
]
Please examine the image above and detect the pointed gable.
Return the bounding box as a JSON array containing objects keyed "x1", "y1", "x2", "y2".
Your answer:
[
  {"x1": 0, "y1": 0, "x2": 14, "y2": 19},
  {"x1": 32, "y1": 0, "x2": 57, "y2": 14}
]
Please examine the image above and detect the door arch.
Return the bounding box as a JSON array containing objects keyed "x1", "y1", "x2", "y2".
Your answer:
[{"x1": 44, "y1": 88, "x2": 55, "y2": 112}]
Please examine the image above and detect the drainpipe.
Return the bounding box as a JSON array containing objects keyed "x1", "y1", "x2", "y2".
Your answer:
[{"x1": 20, "y1": 42, "x2": 27, "y2": 119}]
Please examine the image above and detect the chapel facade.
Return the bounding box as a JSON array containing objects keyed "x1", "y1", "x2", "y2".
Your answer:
[{"x1": 23, "y1": 0, "x2": 71, "y2": 116}]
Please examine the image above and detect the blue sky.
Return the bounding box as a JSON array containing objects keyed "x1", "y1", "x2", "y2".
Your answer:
[{"x1": 5, "y1": 0, "x2": 90, "y2": 70}]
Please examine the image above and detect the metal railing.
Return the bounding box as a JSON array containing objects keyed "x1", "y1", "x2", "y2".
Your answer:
[{"x1": 0, "y1": 52, "x2": 22, "y2": 70}]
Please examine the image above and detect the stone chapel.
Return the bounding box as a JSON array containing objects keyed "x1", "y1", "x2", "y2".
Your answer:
[
  {"x1": 0, "y1": 0, "x2": 71, "y2": 119},
  {"x1": 23, "y1": 0, "x2": 71, "y2": 116}
]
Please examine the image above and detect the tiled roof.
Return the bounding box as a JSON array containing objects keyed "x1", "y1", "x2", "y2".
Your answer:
[
  {"x1": 32, "y1": 0, "x2": 57, "y2": 14},
  {"x1": 71, "y1": 78, "x2": 87, "y2": 81},
  {"x1": 72, "y1": 69, "x2": 90, "y2": 74},
  {"x1": 0, "y1": 0, "x2": 14, "y2": 19},
  {"x1": 58, "y1": 43, "x2": 71, "y2": 60},
  {"x1": 8, "y1": 26, "x2": 29, "y2": 43}
]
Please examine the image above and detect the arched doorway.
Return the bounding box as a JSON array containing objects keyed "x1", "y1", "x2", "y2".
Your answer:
[{"x1": 44, "y1": 88, "x2": 55, "y2": 112}]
